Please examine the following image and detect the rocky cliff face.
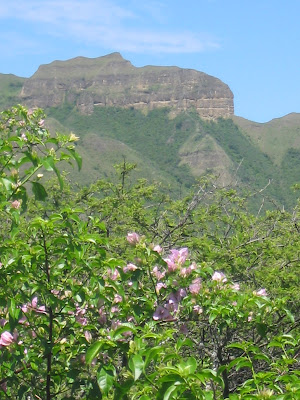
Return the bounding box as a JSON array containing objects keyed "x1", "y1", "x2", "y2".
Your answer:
[{"x1": 20, "y1": 52, "x2": 234, "y2": 119}]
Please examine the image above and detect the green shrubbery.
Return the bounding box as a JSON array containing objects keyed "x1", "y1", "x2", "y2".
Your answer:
[{"x1": 0, "y1": 106, "x2": 300, "y2": 399}]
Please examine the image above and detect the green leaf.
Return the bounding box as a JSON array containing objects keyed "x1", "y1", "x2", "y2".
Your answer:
[
  {"x1": 227, "y1": 342, "x2": 248, "y2": 350},
  {"x1": 42, "y1": 157, "x2": 54, "y2": 171},
  {"x1": 112, "y1": 323, "x2": 136, "y2": 340},
  {"x1": 235, "y1": 360, "x2": 252, "y2": 371},
  {"x1": 177, "y1": 357, "x2": 197, "y2": 376},
  {"x1": 128, "y1": 354, "x2": 144, "y2": 381},
  {"x1": 1, "y1": 177, "x2": 13, "y2": 192},
  {"x1": 86, "y1": 341, "x2": 102, "y2": 365},
  {"x1": 159, "y1": 374, "x2": 182, "y2": 383},
  {"x1": 67, "y1": 148, "x2": 82, "y2": 171},
  {"x1": 144, "y1": 346, "x2": 163, "y2": 368},
  {"x1": 32, "y1": 181, "x2": 48, "y2": 201},
  {"x1": 208, "y1": 312, "x2": 217, "y2": 324},
  {"x1": 163, "y1": 383, "x2": 181, "y2": 400},
  {"x1": 53, "y1": 164, "x2": 64, "y2": 190},
  {"x1": 97, "y1": 367, "x2": 114, "y2": 395},
  {"x1": 284, "y1": 308, "x2": 295, "y2": 323},
  {"x1": 9, "y1": 297, "x2": 20, "y2": 320}
]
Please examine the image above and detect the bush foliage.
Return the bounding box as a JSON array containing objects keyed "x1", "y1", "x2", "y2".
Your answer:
[{"x1": 0, "y1": 106, "x2": 300, "y2": 399}]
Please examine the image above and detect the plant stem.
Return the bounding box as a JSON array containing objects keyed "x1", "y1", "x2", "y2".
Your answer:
[{"x1": 42, "y1": 230, "x2": 53, "y2": 400}]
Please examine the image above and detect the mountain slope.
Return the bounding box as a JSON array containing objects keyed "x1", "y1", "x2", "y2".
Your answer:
[
  {"x1": 0, "y1": 54, "x2": 300, "y2": 210},
  {"x1": 0, "y1": 73, "x2": 25, "y2": 109},
  {"x1": 233, "y1": 113, "x2": 300, "y2": 165}
]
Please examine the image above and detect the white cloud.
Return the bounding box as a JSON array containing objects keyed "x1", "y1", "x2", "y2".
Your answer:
[
  {"x1": 0, "y1": 0, "x2": 135, "y2": 24},
  {"x1": 0, "y1": 0, "x2": 220, "y2": 54}
]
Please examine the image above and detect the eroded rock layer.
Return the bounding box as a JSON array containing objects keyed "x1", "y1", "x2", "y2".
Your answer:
[{"x1": 20, "y1": 52, "x2": 234, "y2": 119}]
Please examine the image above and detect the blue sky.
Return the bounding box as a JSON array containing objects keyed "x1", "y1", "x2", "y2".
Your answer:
[{"x1": 0, "y1": 0, "x2": 299, "y2": 123}]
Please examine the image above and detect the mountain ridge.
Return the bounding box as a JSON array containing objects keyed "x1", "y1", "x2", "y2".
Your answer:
[{"x1": 18, "y1": 52, "x2": 234, "y2": 119}]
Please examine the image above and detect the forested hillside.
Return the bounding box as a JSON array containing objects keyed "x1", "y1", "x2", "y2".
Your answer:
[{"x1": 47, "y1": 105, "x2": 299, "y2": 210}]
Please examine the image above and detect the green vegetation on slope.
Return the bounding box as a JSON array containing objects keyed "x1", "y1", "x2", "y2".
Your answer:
[
  {"x1": 48, "y1": 106, "x2": 197, "y2": 188},
  {"x1": 0, "y1": 74, "x2": 25, "y2": 110},
  {"x1": 199, "y1": 118, "x2": 289, "y2": 205},
  {"x1": 47, "y1": 104, "x2": 300, "y2": 209}
]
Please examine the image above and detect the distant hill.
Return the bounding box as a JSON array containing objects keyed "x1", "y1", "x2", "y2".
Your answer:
[{"x1": 0, "y1": 53, "x2": 300, "y2": 210}]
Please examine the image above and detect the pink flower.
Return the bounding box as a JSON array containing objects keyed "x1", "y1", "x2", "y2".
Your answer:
[
  {"x1": 31, "y1": 297, "x2": 38, "y2": 308},
  {"x1": 98, "y1": 307, "x2": 107, "y2": 325},
  {"x1": 231, "y1": 283, "x2": 240, "y2": 291},
  {"x1": 126, "y1": 232, "x2": 140, "y2": 245},
  {"x1": 164, "y1": 247, "x2": 189, "y2": 272},
  {"x1": 38, "y1": 119, "x2": 45, "y2": 127},
  {"x1": 21, "y1": 304, "x2": 28, "y2": 313},
  {"x1": 84, "y1": 331, "x2": 92, "y2": 343},
  {"x1": 193, "y1": 305, "x2": 203, "y2": 314},
  {"x1": 0, "y1": 331, "x2": 14, "y2": 347},
  {"x1": 75, "y1": 305, "x2": 88, "y2": 326},
  {"x1": 31, "y1": 330, "x2": 37, "y2": 339},
  {"x1": 164, "y1": 257, "x2": 177, "y2": 272},
  {"x1": 18, "y1": 315, "x2": 28, "y2": 325},
  {"x1": 153, "y1": 244, "x2": 162, "y2": 254},
  {"x1": 156, "y1": 282, "x2": 167, "y2": 293},
  {"x1": 0, "y1": 381, "x2": 7, "y2": 392},
  {"x1": 179, "y1": 323, "x2": 189, "y2": 335},
  {"x1": 212, "y1": 271, "x2": 227, "y2": 283},
  {"x1": 189, "y1": 278, "x2": 202, "y2": 295},
  {"x1": 123, "y1": 263, "x2": 138, "y2": 273},
  {"x1": 36, "y1": 305, "x2": 46, "y2": 314},
  {"x1": 165, "y1": 289, "x2": 186, "y2": 313},
  {"x1": 177, "y1": 288, "x2": 187, "y2": 299},
  {"x1": 180, "y1": 262, "x2": 196, "y2": 277},
  {"x1": 111, "y1": 320, "x2": 121, "y2": 330},
  {"x1": 0, "y1": 319, "x2": 7, "y2": 327},
  {"x1": 152, "y1": 266, "x2": 166, "y2": 280},
  {"x1": 31, "y1": 297, "x2": 47, "y2": 314},
  {"x1": 255, "y1": 288, "x2": 267, "y2": 297},
  {"x1": 106, "y1": 268, "x2": 120, "y2": 281},
  {"x1": 11, "y1": 200, "x2": 21, "y2": 209},
  {"x1": 248, "y1": 312, "x2": 254, "y2": 322},
  {"x1": 113, "y1": 294, "x2": 123, "y2": 304},
  {"x1": 122, "y1": 330, "x2": 133, "y2": 338},
  {"x1": 153, "y1": 306, "x2": 175, "y2": 322}
]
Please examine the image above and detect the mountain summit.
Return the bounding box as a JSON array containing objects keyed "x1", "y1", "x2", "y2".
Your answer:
[{"x1": 20, "y1": 53, "x2": 234, "y2": 119}]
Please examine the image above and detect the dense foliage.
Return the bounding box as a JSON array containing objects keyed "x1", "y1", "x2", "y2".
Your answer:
[{"x1": 0, "y1": 106, "x2": 300, "y2": 399}]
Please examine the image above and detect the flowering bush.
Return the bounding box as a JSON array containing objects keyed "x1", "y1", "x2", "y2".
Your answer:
[{"x1": 0, "y1": 106, "x2": 299, "y2": 399}]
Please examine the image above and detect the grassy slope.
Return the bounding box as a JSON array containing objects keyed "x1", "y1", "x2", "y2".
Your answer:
[
  {"x1": 0, "y1": 74, "x2": 26, "y2": 110},
  {"x1": 233, "y1": 114, "x2": 300, "y2": 207},
  {"x1": 232, "y1": 114, "x2": 300, "y2": 165}
]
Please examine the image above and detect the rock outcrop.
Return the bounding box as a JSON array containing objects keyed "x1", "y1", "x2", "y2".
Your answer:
[{"x1": 20, "y1": 52, "x2": 234, "y2": 119}]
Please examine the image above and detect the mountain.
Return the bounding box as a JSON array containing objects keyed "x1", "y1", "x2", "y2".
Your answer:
[
  {"x1": 19, "y1": 52, "x2": 234, "y2": 119},
  {"x1": 0, "y1": 53, "x2": 300, "y2": 210}
]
